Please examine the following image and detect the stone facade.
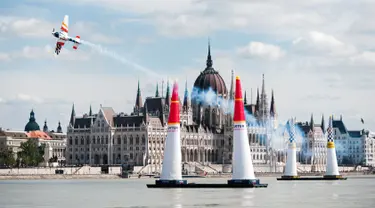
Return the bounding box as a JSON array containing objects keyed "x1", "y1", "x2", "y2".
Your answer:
[
  {"x1": 291, "y1": 115, "x2": 375, "y2": 168},
  {"x1": 0, "y1": 128, "x2": 67, "y2": 163},
  {"x1": 297, "y1": 115, "x2": 327, "y2": 172}
]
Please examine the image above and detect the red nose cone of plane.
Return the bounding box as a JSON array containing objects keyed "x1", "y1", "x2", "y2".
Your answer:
[
  {"x1": 168, "y1": 81, "x2": 180, "y2": 125},
  {"x1": 233, "y1": 76, "x2": 246, "y2": 122}
]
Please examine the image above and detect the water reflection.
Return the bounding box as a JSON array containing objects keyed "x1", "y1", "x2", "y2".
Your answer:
[
  {"x1": 239, "y1": 188, "x2": 255, "y2": 207},
  {"x1": 170, "y1": 189, "x2": 182, "y2": 208}
]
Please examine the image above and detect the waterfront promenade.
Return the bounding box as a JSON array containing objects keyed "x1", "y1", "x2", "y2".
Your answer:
[{"x1": 0, "y1": 164, "x2": 371, "y2": 180}]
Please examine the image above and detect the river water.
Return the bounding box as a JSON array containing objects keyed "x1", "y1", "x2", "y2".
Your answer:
[{"x1": 0, "y1": 176, "x2": 374, "y2": 208}]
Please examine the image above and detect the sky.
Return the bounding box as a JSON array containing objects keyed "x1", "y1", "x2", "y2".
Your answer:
[{"x1": 0, "y1": 0, "x2": 373, "y2": 132}]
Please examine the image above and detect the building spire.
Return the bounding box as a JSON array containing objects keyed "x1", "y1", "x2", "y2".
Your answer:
[
  {"x1": 43, "y1": 119, "x2": 48, "y2": 132},
  {"x1": 310, "y1": 113, "x2": 314, "y2": 131},
  {"x1": 229, "y1": 69, "x2": 235, "y2": 100},
  {"x1": 57, "y1": 121, "x2": 62, "y2": 133},
  {"x1": 255, "y1": 88, "x2": 260, "y2": 111},
  {"x1": 155, "y1": 82, "x2": 159, "y2": 97},
  {"x1": 135, "y1": 79, "x2": 143, "y2": 110},
  {"x1": 250, "y1": 88, "x2": 253, "y2": 104},
  {"x1": 270, "y1": 89, "x2": 276, "y2": 117},
  {"x1": 259, "y1": 74, "x2": 269, "y2": 123},
  {"x1": 165, "y1": 79, "x2": 170, "y2": 106},
  {"x1": 89, "y1": 105, "x2": 92, "y2": 116},
  {"x1": 244, "y1": 90, "x2": 247, "y2": 104},
  {"x1": 183, "y1": 79, "x2": 190, "y2": 111},
  {"x1": 206, "y1": 38, "x2": 213, "y2": 68},
  {"x1": 69, "y1": 103, "x2": 75, "y2": 127},
  {"x1": 261, "y1": 74, "x2": 266, "y2": 95},
  {"x1": 29, "y1": 109, "x2": 36, "y2": 122}
]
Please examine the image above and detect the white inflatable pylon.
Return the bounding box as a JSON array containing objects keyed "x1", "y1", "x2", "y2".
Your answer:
[
  {"x1": 324, "y1": 115, "x2": 341, "y2": 178},
  {"x1": 159, "y1": 81, "x2": 185, "y2": 184},
  {"x1": 282, "y1": 118, "x2": 298, "y2": 178},
  {"x1": 230, "y1": 76, "x2": 257, "y2": 182}
]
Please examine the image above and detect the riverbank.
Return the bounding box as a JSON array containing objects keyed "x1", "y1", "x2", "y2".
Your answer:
[
  {"x1": 0, "y1": 174, "x2": 122, "y2": 180},
  {"x1": 1, "y1": 171, "x2": 372, "y2": 180}
]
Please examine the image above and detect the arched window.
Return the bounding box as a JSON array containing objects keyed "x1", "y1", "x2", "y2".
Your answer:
[
  {"x1": 123, "y1": 135, "x2": 127, "y2": 144},
  {"x1": 142, "y1": 135, "x2": 146, "y2": 145},
  {"x1": 117, "y1": 135, "x2": 121, "y2": 145},
  {"x1": 130, "y1": 135, "x2": 133, "y2": 145},
  {"x1": 211, "y1": 109, "x2": 216, "y2": 125},
  {"x1": 136, "y1": 135, "x2": 140, "y2": 145}
]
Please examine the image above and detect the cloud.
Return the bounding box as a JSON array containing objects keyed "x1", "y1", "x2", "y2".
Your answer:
[
  {"x1": 237, "y1": 42, "x2": 285, "y2": 61},
  {"x1": 292, "y1": 31, "x2": 357, "y2": 57},
  {"x1": 0, "y1": 45, "x2": 91, "y2": 61},
  {"x1": 88, "y1": 33, "x2": 122, "y2": 44},
  {"x1": 51, "y1": 0, "x2": 356, "y2": 39},
  {"x1": 0, "y1": 16, "x2": 54, "y2": 38},
  {"x1": 0, "y1": 93, "x2": 71, "y2": 107},
  {"x1": 1, "y1": 94, "x2": 44, "y2": 105},
  {"x1": 350, "y1": 51, "x2": 375, "y2": 66},
  {"x1": 0, "y1": 52, "x2": 11, "y2": 61},
  {"x1": 0, "y1": 15, "x2": 121, "y2": 45},
  {"x1": 301, "y1": 94, "x2": 341, "y2": 101},
  {"x1": 2, "y1": 0, "x2": 375, "y2": 131}
]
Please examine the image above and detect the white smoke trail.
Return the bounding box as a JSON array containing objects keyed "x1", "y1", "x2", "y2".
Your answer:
[
  {"x1": 81, "y1": 40, "x2": 161, "y2": 78},
  {"x1": 190, "y1": 86, "x2": 308, "y2": 149}
]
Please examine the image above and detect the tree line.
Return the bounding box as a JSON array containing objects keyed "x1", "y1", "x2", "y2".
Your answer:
[{"x1": 0, "y1": 139, "x2": 47, "y2": 167}]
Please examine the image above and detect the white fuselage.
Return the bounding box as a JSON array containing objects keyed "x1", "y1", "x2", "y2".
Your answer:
[{"x1": 52, "y1": 31, "x2": 79, "y2": 44}]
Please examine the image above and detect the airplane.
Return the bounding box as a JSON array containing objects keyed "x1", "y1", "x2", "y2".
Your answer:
[{"x1": 51, "y1": 15, "x2": 81, "y2": 55}]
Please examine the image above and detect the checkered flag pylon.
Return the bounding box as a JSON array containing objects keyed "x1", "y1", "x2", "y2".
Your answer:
[
  {"x1": 327, "y1": 116, "x2": 334, "y2": 142},
  {"x1": 287, "y1": 119, "x2": 295, "y2": 143}
]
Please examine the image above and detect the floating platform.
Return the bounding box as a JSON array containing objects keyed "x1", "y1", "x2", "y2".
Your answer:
[
  {"x1": 276, "y1": 175, "x2": 347, "y2": 181},
  {"x1": 147, "y1": 179, "x2": 268, "y2": 188},
  {"x1": 153, "y1": 175, "x2": 205, "y2": 179}
]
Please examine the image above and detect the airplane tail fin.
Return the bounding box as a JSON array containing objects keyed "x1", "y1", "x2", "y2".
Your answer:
[
  {"x1": 60, "y1": 15, "x2": 69, "y2": 34},
  {"x1": 73, "y1": 35, "x2": 81, "y2": 50}
]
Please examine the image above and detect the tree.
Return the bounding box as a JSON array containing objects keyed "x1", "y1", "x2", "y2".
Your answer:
[
  {"x1": 0, "y1": 148, "x2": 16, "y2": 167},
  {"x1": 17, "y1": 139, "x2": 45, "y2": 167}
]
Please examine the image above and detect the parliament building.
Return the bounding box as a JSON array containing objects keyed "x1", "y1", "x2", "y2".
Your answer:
[{"x1": 66, "y1": 43, "x2": 278, "y2": 173}]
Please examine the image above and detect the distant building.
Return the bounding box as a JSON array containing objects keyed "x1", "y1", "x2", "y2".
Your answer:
[
  {"x1": 296, "y1": 114, "x2": 327, "y2": 172},
  {"x1": 293, "y1": 114, "x2": 375, "y2": 167},
  {"x1": 364, "y1": 131, "x2": 375, "y2": 166},
  {"x1": 0, "y1": 110, "x2": 67, "y2": 164}
]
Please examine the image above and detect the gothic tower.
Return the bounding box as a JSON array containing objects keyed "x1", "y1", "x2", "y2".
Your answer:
[
  {"x1": 270, "y1": 90, "x2": 277, "y2": 128},
  {"x1": 69, "y1": 104, "x2": 75, "y2": 128},
  {"x1": 258, "y1": 74, "x2": 269, "y2": 125},
  {"x1": 134, "y1": 80, "x2": 143, "y2": 115}
]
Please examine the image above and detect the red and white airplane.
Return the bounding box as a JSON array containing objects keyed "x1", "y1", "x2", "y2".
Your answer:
[{"x1": 51, "y1": 15, "x2": 81, "y2": 55}]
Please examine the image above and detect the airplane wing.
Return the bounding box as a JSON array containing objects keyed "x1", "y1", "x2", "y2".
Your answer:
[
  {"x1": 54, "y1": 40, "x2": 65, "y2": 55},
  {"x1": 60, "y1": 15, "x2": 69, "y2": 36}
]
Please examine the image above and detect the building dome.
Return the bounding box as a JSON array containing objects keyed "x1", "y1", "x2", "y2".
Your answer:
[
  {"x1": 24, "y1": 110, "x2": 40, "y2": 132},
  {"x1": 192, "y1": 43, "x2": 228, "y2": 97}
]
